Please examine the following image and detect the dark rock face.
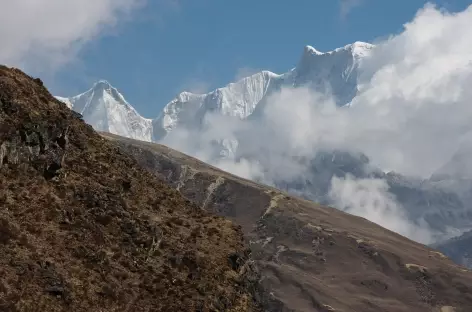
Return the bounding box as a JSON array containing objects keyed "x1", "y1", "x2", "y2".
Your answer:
[
  {"x1": 103, "y1": 132, "x2": 472, "y2": 312},
  {"x1": 0, "y1": 66, "x2": 258, "y2": 312}
]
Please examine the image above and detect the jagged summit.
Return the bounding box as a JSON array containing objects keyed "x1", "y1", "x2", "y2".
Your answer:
[
  {"x1": 302, "y1": 41, "x2": 374, "y2": 57},
  {"x1": 84, "y1": 80, "x2": 128, "y2": 106},
  {"x1": 338, "y1": 41, "x2": 374, "y2": 51},
  {"x1": 340, "y1": 41, "x2": 375, "y2": 58},
  {"x1": 293, "y1": 41, "x2": 374, "y2": 105},
  {"x1": 303, "y1": 45, "x2": 324, "y2": 56},
  {"x1": 94, "y1": 79, "x2": 112, "y2": 87},
  {"x1": 90, "y1": 80, "x2": 116, "y2": 95}
]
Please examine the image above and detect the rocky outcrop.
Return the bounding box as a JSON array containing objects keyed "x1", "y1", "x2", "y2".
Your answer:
[
  {"x1": 103, "y1": 132, "x2": 472, "y2": 312},
  {"x1": 0, "y1": 66, "x2": 259, "y2": 311}
]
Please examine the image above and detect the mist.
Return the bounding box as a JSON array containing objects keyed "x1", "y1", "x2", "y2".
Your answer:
[
  {"x1": 330, "y1": 175, "x2": 434, "y2": 244},
  {"x1": 160, "y1": 3, "x2": 472, "y2": 244}
]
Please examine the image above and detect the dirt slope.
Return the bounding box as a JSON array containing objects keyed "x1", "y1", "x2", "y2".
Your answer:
[
  {"x1": 0, "y1": 66, "x2": 259, "y2": 311},
  {"x1": 102, "y1": 132, "x2": 472, "y2": 312}
]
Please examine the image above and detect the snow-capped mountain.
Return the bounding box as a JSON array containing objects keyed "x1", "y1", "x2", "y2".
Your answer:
[
  {"x1": 57, "y1": 42, "x2": 373, "y2": 142},
  {"x1": 290, "y1": 42, "x2": 373, "y2": 104},
  {"x1": 152, "y1": 70, "x2": 285, "y2": 140},
  {"x1": 56, "y1": 80, "x2": 152, "y2": 142},
  {"x1": 152, "y1": 41, "x2": 373, "y2": 140}
]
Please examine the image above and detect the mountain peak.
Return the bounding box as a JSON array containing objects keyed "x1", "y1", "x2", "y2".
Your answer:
[
  {"x1": 303, "y1": 45, "x2": 324, "y2": 56},
  {"x1": 302, "y1": 41, "x2": 374, "y2": 58},
  {"x1": 294, "y1": 41, "x2": 374, "y2": 106},
  {"x1": 341, "y1": 41, "x2": 375, "y2": 57},
  {"x1": 92, "y1": 79, "x2": 114, "y2": 91},
  {"x1": 55, "y1": 79, "x2": 152, "y2": 142},
  {"x1": 89, "y1": 80, "x2": 129, "y2": 106}
]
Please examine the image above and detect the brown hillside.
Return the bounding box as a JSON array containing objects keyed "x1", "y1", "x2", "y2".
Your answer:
[
  {"x1": 0, "y1": 66, "x2": 259, "y2": 311},
  {"x1": 102, "y1": 132, "x2": 472, "y2": 312}
]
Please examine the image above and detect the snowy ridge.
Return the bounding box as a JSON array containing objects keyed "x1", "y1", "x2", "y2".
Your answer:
[
  {"x1": 152, "y1": 70, "x2": 283, "y2": 140},
  {"x1": 303, "y1": 41, "x2": 374, "y2": 58}
]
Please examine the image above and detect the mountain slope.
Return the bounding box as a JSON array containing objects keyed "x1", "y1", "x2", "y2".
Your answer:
[
  {"x1": 0, "y1": 66, "x2": 258, "y2": 311},
  {"x1": 103, "y1": 132, "x2": 472, "y2": 312},
  {"x1": 56, "y1": 80, "x2": 152, "y2": 142}
]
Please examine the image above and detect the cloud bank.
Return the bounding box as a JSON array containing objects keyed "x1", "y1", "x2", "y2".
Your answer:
[
  {"x1": 330, "y1": 175, "x2": 433, "y2": 243},
  {"x1": 353, "y1": 3, "x2": 472, "y2": 177},
  {"x1": 0, "y1": 0, "x2": 144, "y2": 71}
]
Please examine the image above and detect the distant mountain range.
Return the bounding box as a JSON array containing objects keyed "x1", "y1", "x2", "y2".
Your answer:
[
  {"x1": 56, "y1": 41, "x2": 373, "y2": 142},
  {"x1": 56, "y1": 41, "x2": 472, "y2": 265}
]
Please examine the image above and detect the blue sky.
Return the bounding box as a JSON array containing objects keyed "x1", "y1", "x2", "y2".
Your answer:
[{"x1": 48, "y1": 0, "x2": 470, "y2": 117}]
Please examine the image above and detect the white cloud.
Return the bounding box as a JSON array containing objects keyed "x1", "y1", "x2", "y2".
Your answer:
[
  {"x1": 329, "y1": 175, "x2": 433, "y2": 244},
  {"x1": 0, "y1": 0, "x2": 144, "y2": 71},
  {"x1": 351, "y1": 3, "x2": 472, "y2": 176}
]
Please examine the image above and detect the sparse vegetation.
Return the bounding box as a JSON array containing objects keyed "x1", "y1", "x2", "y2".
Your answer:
[{"x1": 0, "y1": 66, "x2": 259, "y2": 311}]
